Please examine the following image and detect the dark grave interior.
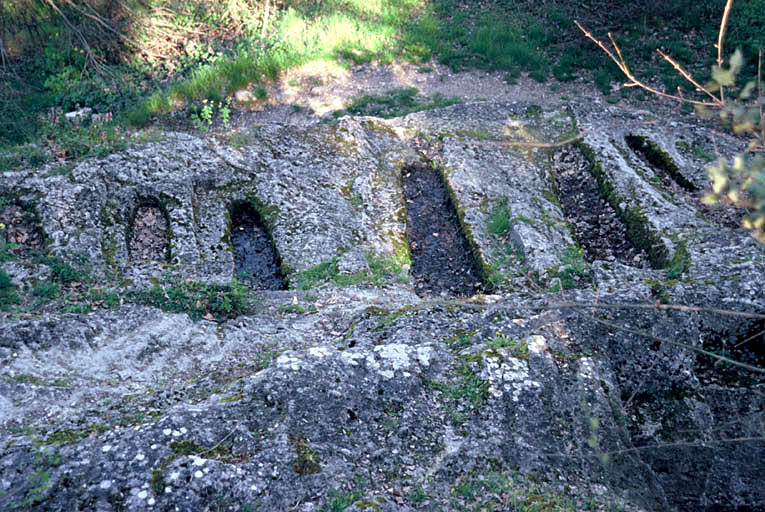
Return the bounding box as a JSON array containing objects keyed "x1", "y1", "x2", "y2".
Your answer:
[
  {"x1": 0, "y1": 201, "x2": 44, "y2": 258},
  {"x1": 128, "y1": 202, "x2": 170, "y2": 262},
  {"x1": 401, "y1": 163, "x2": 483, "y2": 296},
  {"x1": 625, "y1": 134, "x2": 743, "y2": 230},
  {"x1": 230, "y1": 201, "x2": 285, "y2": 290},
  {"x1": 551, "y1": 148, "x2": 647, "y2": 266},
  {"x1": 625, "y1": 134, "x2": 698, "y2": 192}
]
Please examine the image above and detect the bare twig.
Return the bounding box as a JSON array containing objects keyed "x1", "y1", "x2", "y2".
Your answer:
[
  {"x1": 574, "y1": 20, "x2": 720, "y2": 107},
  {"x1": 543, "y1": 436, "x2": 765, "y2": 459},
  {"x1": 447, "y1": 298, "x2": 765, "y2": 320},
  {"x1": 717, "y1": 0, "x2": 734, "y2": 68}
]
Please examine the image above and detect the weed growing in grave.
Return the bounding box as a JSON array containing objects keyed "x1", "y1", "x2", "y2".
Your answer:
[{"x1": 485, "y1": 198, "x2": 528, "y2": 289}]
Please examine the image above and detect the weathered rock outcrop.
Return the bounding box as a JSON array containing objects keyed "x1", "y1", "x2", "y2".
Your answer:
[{"x1": 0, "y1": 101, "x2": 763, "y2": 511}]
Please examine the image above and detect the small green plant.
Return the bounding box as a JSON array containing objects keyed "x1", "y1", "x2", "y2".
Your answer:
[
  {"x1": 337, "y1": 87, "x2": 462, "y2": 119},
  {"x1": 151, "y1": 469, "x2": 166, "y2": 495},
  {"x1": 191, "y1": 99, "x2": 215, "y2": 132},
  {"x1": 555, "y1": 245, "x2": 591, "y2": 289},
  {"x1": 130, "y1": 279, "x2": 252, "y2": 321},
  {"x1": 487, "y1": 332, "x2": 529, "y2": 361},
  {"x1": 429, "y1": 362, "x2": 490, "y2": 410},
  {"x1": 487, "y1": 198, "x2": 513, "y2": 239},
  {"x1": 318, "y1": 488, "x2": 365, "y2": 512},
  {"x1": 290, "y1": 435, "x2": 321, "y2": 475},
  {"x1": 0, "y1": 268, "x2": 19, "y2": 310},
  {"x1": 253, "y1": 86, "x2": 267, "y2": 100},
  {"x1": 219, "y1": 98, "x2": 232, "y2": 125},
  {"x1": 666, "y1": 240, "x2": 691, "y2": 279},
  {"x1": 32, "y1": 281, "x2": 60, "y2": 303},
  {"x1": 292, "y1": 253, "x2": 407, "y2": 290}
]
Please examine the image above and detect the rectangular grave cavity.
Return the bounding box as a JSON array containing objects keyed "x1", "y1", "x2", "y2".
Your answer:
[
  {"x1": 128, "y1": 201, "x2": 170, "y2": 262},
  {"x1": 625, "y1": 135, "x2": 697, "y2": 192},
  {"x1": 230, "y1": 201, "x2": 286, "y2": 290},
  {"x1": 551, "y1": 148, "x2": 648, "y2": 266},
  {"x1": 626, "y1": 134, "x2": 743, "y2": 230},
  {"x1": 401, "y1": 163, "x2": 484, "y2": 296}
]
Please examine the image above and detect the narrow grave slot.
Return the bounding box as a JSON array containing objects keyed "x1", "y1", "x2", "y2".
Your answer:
[
  {"x1": 695, "y1": 317, "x2": 765, "y2": 387},
  {"x1": 0, "y1": 200, "x2": 44, "y2": 259},
  {"x1": 626, "y1": 134, "x2": 743, "y2": 230},
  {"x1": 230, "y1": 201, "x2": 285, "y2": 290},
  {"x1": 128, "y1": 202, "x2": 170, "y2": 262},
  {"x1": 401, "y1": 163, "x2": 484, "y2": 297},
  {"x1": 551, "y1": 148, "x2": 648, "y2": 266},
  {"x1": 625, "y1": 135, "x2": 697, "y2": 192}
]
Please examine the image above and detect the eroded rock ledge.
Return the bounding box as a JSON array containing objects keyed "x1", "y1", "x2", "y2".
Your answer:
[{"x1": 0, "y1": 101, "x2": 763, "y2": 511}]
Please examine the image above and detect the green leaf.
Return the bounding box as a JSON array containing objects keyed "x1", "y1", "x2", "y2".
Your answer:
[
  {"x1": 739, "y1": 80, "x2": 756, "y2": 100},
  {"x1": 729, "y1": 49, "x2": 743, "y2": 74},
  {"x1": 712, "y1": 65, "x2": 735, "y2": 87}
]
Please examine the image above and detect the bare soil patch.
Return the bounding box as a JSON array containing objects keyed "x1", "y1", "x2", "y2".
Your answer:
[
  {"x1": 129, "y1": 205, "x2": 169, "y2": 262},
  {"x1": 0, "y1": 203, "x2": 44, "y2": 258}
]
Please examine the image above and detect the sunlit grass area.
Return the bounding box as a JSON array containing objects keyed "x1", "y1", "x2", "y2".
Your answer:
[{"x1": 1, "y1": 0, "x2": 763, "y2": 170}]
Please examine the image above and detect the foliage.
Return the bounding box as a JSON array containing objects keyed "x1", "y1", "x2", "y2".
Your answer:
[
  {"x1": 578, "y1": 1, "x2": 764, "y2": 243},
  {"x1": 450, "y1": 470, "x2": 583, "y2": 512},
  {"x1": 292, "y1": 253, "x2": 407, "y2": 290},
  {"x1": 2, "y1": 0, "x2": 763, "y2": 180},
  {"x1": 0, "y1": 268, "x2": 19, "y2": 310},
  {"x1": 487, "y1": 332, "x2": 529, "y2": 361},
  {"x1": 130, "y1": 279, "x2": 252, "y2": 321}
]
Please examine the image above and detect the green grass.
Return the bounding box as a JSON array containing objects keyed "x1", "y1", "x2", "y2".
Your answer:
[
  {"x1": 555, "y1": 245, "x2": 591, "y2": 290},
  {"x1": 487, "y1": 332, "x2": 529, "y2": 361},
  {"x1": 292, "y1": 253, "x2": 408, "y2": 290},
  {"x1": 2, "y1": 0, "x2": 763, "y2": 174},
  {"x1": 335, "y1": 87, "x2": 462, "y2": 119},
  {"x1": 449, "y1": 471, "x2": 593, "y2": 511},
  {"x1": 0, "y1": 268, "x2": 19, "y2": 310},
  {"x1": 129, "y1": 279, "x2": 252, "y2": 321},
  {"x1": 487, "y1": 197, "x2": 516, "y2": 239}
]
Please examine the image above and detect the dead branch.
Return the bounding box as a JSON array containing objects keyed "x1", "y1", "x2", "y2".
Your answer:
[{"x1": 574, "y1": 20, "x2": 721, "y2": 108}]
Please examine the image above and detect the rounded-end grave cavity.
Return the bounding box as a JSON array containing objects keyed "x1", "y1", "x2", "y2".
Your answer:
[
  {"x1": 230, "y1": 201, "x2": 286, "y2": 290},
  {"x1": 401, "y1": 163, "x2": 484, "y2": 297},
  {"x1": 128, "y1": 202, "x2": 170, "y2": 262}
]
